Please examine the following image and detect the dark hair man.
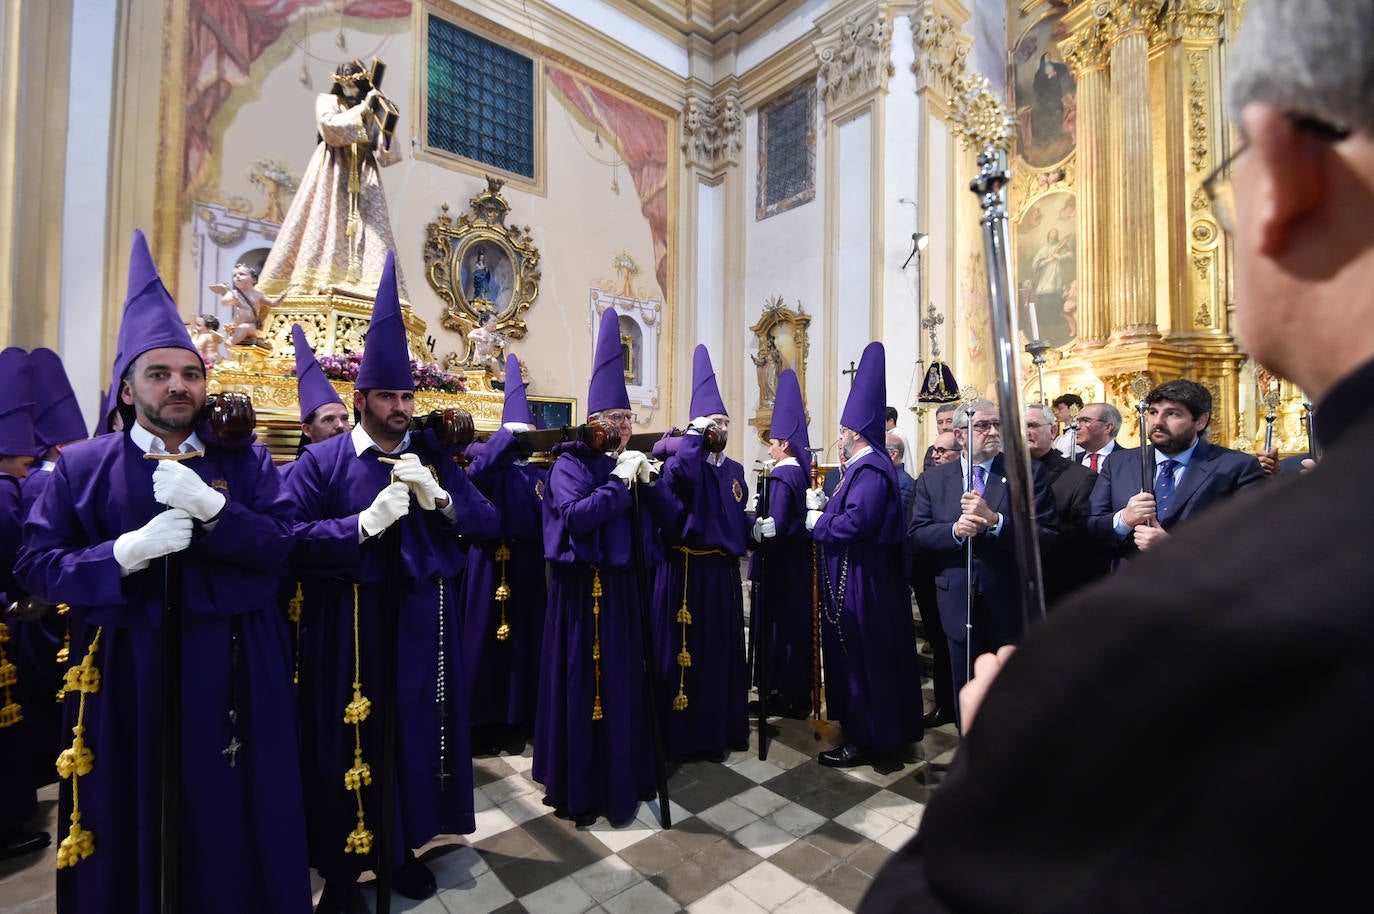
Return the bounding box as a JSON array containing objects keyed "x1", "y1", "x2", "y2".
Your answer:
[{"x1": 863, "y1": 3, "x2": 1374, "y2": 909}]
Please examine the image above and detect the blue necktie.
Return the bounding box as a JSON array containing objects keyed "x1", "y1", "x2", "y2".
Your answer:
[
  {"x1": 972, "y1": 464, "x2": 987, "y2": 497},
  {"x1": 1154, "y1": 458, "x2": 1179, "y2": 521}
]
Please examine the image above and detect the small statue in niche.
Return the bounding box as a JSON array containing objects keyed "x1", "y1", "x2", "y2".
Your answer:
[
  {"x1": 467, "y1": 309, "x2": 507, "y2": 379},
  {"x1": 751, "y1": 333, "x2": 784, "y2": 406},
  {"x1": 471, "y1": 248, "x2": 492, "y2": 301}
]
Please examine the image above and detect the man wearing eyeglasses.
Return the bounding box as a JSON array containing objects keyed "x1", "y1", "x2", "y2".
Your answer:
[
  {"x1": 910, "y1": 428, "x2": 962, "y2": 728},
  {"x1": 928, "y1": 431, "x2": 962, "y2": 467},
  {"x1": 862, "y1": 3, "x2": 1374, "y2": 908},
  {"x1": 908, "y1": 400, "x2": 1057, "y2": 718},
  {"x1": 1026, "y1": 402, "x2": 1105, "y2": 605}
]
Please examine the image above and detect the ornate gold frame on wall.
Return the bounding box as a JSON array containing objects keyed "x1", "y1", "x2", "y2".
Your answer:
[
  {"x1": 424, "y1": 176, "x2": 543, "y2": 367},
  {"x1": 747, "y1": 297, "x2": 811, "y2": 444}
]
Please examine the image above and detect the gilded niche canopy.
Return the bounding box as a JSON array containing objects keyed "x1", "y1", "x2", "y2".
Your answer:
[{"x1": 424, "y1": 176, "x2": 542, "y2": 368}]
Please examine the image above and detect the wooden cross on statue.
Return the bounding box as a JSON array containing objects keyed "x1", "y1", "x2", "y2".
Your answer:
[{"x1": 842, "y1": 360, "x2": 858, "y2": 386}]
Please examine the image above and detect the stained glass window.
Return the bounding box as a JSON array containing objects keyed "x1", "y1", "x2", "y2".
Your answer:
[
  {"x1": 426, "y1": 16, "x2": 536, "y2": 179},
  {"x1": 757, "y1": 81, "x2": 817, "y2": 220}
]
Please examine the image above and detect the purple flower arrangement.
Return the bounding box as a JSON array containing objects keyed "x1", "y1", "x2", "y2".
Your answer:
[{"x1": 308, "y1": 349, "x2": 467, "y2": 393}]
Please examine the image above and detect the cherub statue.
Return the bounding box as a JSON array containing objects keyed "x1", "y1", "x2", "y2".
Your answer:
[
  {"x1": 216, "y1": 262, "x2": 289, "y2": 347},
  {"x1": 467, "y1": 310, "x2": 507, "y2": 379},
  {"x1": 190, "y1": 314, "x2": 224, "y2": 367}
]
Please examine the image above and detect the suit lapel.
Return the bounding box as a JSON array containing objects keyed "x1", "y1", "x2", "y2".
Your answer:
[
  {"x1": 1165, "y1": 440, "x2": 1215, "y2": 522},
  {"x1": 983, "y1": 454, "x2": 1010, "y2": 514}
]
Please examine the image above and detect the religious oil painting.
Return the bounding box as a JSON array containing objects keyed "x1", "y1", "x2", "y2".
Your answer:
[
  {"x1": 462, "y1": 241, "x2": 514, "y2": 315},
  {"x1": 1015, "y1": 190, "x2": 1078, "y2": 349},
  {"x1": 1010, "y1": 12, "x2": 1077, "y2": 170}
]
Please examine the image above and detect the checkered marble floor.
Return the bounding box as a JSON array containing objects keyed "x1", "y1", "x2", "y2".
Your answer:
[{"x1": 0, "y1": 705, "x2": 958, "y2": 914}]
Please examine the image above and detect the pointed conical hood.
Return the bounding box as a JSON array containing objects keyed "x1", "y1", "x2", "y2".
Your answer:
[
  {"x1": 0, "y1": 348, "x2": 35, "y2": 457},
  {"x1": 354, "y1": 252, "x2": 413, "y2": 391},
  {"x1": 292, "y1": 324, "x2": 346, "y2": 423},
  {"x1": 501, "y1": 354, "x2": 533, "y2": 425},
  {"x1": 769, "y1": 368, "x2": 810, "y2": 476},
  {"x1": 840, "y1": 342, "x2": 887, "y2": 448},
  {"x1": 689, "y1": 345, "x2": 726, "y2": 420},
  {"x1": 113, "y1": 229, "x2": 199, "y2": 385},
  {"x1": 587, "y1": 307, "x2": 630, "y2": 415},
  {"x1": 29, "y1": 348, "x2": 88, "y2": 456}
]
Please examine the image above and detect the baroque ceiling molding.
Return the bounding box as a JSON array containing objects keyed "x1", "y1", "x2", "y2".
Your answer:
[
  {"x1": 911, "y1": 2, "x2": 972, "y2": 104},
  {"x1": 813, "y1": 9, "x2": 895, "y2": 110},
  {"x1": 681, "y1": 89, "x2": 744, "y2": 171},
  {"x1": 1155, "y1": 0, "x2": 1225, "y2": 44}
]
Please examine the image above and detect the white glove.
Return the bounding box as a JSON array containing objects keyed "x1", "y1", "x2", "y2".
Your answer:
[
  {"x1": 805, "y1": 509, "x2": 822, "y2": 531},
  {"x1": 360, "y1": 481, "x2": 411, "y2": 536},
  {"x1": 391, "y1": 453, "x2": 449, "y2": 511},
  {"x1": 637, "y1": 456, "x2": 658, "y2": 484},
  {"x1": 113, "y1": 508, "x2": 194, "y2": 573},
  {"x1": 745, "y1": 492, "x2": 759, "y2": 515},
  {"x1": 617, "y1": 448, "x2": 647, "y2": 466},
  {"x1": 805, "y1": 487, "x2": 829, "y2": 511},
  {"x1": 688, "y1": 416, "x2": 714, "y2": 434},
  {"x1": 610, "y1": 460, "x2": 637, "y2": 488},
  {"x1": 152, "y1": 460, "x2": 226, "y2": 522},
  {"x1": 752, "y1": 517, "x2": 776, "y2": 542},
  {"x1": 502, "y1": 422, "x2": 530, "y2": 433}
]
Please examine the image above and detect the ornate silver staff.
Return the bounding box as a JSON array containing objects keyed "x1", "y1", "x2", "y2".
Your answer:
[
  {"x1": 1262, "y1": 388, "x2": 1281, "y2": 454},
  {"x1": 1131, "y1": 375, "x2": 1154, "y2": 495},
  {"x1": 958, "y1": 385, "x2": 981, "y2": 679},
  {"x1": 955, "y1": 77, "x2": 1045, "y2": 627}
]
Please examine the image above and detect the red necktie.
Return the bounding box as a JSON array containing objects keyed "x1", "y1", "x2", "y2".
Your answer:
[{"x1": 1089, "y1": 452, "x2": 1099, "y2": 472}]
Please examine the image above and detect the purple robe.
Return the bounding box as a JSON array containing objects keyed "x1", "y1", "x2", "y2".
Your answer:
[
  {"x1": 747, "y1": 462, "x2": 815, "y2": 706},
  {"x1": 533, "y1": 443, "x2": 668, "y2": 823},
  {"x1": 462, "y1": 428, "x2": 548, "y2": 729},
  {"x1": 0, "y1": 473, "x2": 38, "y2": 831},
  {"x1": 286, "y1": 430, "x2": 497, "y2": 880},
  {"x1": 811, "y1": 448, "x2": 923, "y2": 755},
  {"x1": 651, "y1": 432, "x2": 750, "y2": 757},
  {"x1": 16, "y1": 433, "x2": 311, "y2": 914},
  {"x1": 10, "y1": 468, "x2": 68, "y2": 790}
]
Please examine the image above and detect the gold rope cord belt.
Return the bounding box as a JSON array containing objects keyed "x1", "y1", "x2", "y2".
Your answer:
[
  {"x1": 342, "y1": 583, "x2": 373, "y2": 855},
  {"x1": 494, "y1": 541, "x2": 512, "y2": 641},
  {"x1": 346, "y1": 142, "x2": 363, "y2": 283},
  {"x1": 591, "y1": 566, "x2": 604, "y2": 721},
  {"x1": 0, "y1": 621, "x2": 22, "y2": 727},
  {"x1": 287, "y1": 583, "x2": 303, "y2": 685},
  {"x1": 55, "y1": 625, "x2": 102, "y2": 868},
  {"x1": 671, "y1": 546, "x2": 727, "y2": 712}
]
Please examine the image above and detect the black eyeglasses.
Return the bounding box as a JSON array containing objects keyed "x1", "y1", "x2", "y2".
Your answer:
[
  {"x1": 931, "y1": 446, "x2": 961, "y2": 455},
  {"x1": 1203, "y1": 114, "x2": 1350, "y2": 234},
  {"x1": 971, "y1": 420, "x2": 1001, "y2": 433},
  {"x1": 1078, "y1": 416, "x2": 1102, "y2": 426}
]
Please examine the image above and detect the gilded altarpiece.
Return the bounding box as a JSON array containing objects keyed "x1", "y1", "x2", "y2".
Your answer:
[{"x1": 989, "y1": 0, "x2": 1270, "y2": 450}]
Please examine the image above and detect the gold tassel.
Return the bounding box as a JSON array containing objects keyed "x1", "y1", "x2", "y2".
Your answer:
[
  {"x1": 344, "y1": 584, "x2": 372, "y2": 854},
  {"x1": 288, "y1": 582, "x2": 303, "y2": 685},
  {"x1": 494, "y1": 542, "x2": 511, "y2": 641},
  {"x1": 0, "y1": 622, "x2": 22, "y2": 727},
  {"x1": 55, "y1": 603, "x2": 71, "y2": 666},
  {"x1": 591, "y1": 567, "x2": 604, "y2": 721},
  {"x1": 674, "y1": 552, "x2": 691, "y2": 712},
  {"x1": 56, "y1": 626, "x2": 102, "y2": 869}
]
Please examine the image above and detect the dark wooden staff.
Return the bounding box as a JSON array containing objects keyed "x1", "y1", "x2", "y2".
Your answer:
[{"x1": 752, "y1": 466, "x2": 772, "y2": 761}]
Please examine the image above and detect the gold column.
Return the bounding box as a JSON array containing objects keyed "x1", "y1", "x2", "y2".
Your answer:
[
  {"x1": 1063, "y1": 21, "x2": 1111, "y2": 348},
  {"x1": 1105, "y1": 1, "x2": 1162, "y2": 338}
]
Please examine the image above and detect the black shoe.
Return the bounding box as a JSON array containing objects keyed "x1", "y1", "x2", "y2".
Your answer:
[
  {"x1": 314, "y1": 879, "x2": 364, "y2": 914},
  {"x1": 0, "y1": 828, "x2": 49, "y2": 861},
  {"x1": 818, "y1": 744, "x2": 868, "y2": 768},
  {"x1": 392, "y1": 855, "x2": 437, "y2": 901},
  {"x1": 922, "y1": 706, "x2": 954, "y2": 728},
  {"x1": 573, "y1": 812, "x2": 598, "y2": 827}
]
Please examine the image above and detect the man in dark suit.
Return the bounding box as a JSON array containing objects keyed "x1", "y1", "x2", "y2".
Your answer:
[
  {"x1": 1025, "y1": 403, "x2": 1105, "y2": 606},
  {"x1": 909, "y1": 399, "x2": 1057, "y2": 723},
  {"x1": 1088, "y1": 379, "x2": 1263, "y2": 561},
  {"x1": 861, "y1": 4, "x2": 1374, "y2": 908},
  {"x1": 887, "y1": 433, "x2": 916, "y2": 522},
  {"x1": 921, "y1": 403, "x2": 960, "y2": 470},
  {"x1": 1076, "y1": 401, "x2": 1123, "y2": 470}
]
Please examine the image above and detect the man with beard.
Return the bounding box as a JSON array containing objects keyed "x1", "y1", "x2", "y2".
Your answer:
[
  {"x1": 1087, "y1": 379, "x2": 1262, "y2": 560},
  {"x1": 287, "y1": 253, "x2": 497, "y2": 913},
  {"x1": 861, "y1": 4, "x2": 1374, "y2": 907},
  {"x1": 18, "y1": 231, "x2": 311, "y2": 913},
  {"x1": 807, "y1": 343, "x2": 922, "y2": 769}
]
